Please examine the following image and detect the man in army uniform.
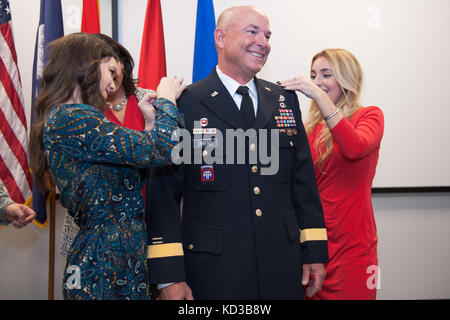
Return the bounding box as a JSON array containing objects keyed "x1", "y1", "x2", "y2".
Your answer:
[{"x1": 146, "y1": 5, "x2": 329, "y2": 300}]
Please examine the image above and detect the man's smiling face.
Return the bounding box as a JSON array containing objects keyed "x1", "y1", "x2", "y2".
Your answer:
[{"x1": 218, "y1": 7, "x2": 272, "y2": 84}]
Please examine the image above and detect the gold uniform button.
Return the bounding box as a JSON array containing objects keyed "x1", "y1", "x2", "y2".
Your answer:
[
  {"x1": 188, "y1": 244, "x2": 194, "y2": 250},
  {"x1": 250, "y1": 143, "x2": 256, "y2": 152},
  {"x1": 290, "y1": 141, "x2": 294, "y2": 147},
  {"x1": 251, "y1": 165, "x2": 258, "y2": 173},
  {"x1": 253, "y1": 187, "x2": 260, "y2": 195},
  {"x1": 255, "y1": 209, "x2": 262, "y2": 217}
]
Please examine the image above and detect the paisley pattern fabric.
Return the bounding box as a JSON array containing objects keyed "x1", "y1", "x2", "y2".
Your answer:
[
  {"x1": 43, "y1": 98, "x2": 180, "y2": 300},
  {"x1": 60, "y1": 88, "x2": 153, "y2": 257}
]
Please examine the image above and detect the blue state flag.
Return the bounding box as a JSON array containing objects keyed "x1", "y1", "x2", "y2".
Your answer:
[
  {"x1": 31, "y1": 0, "x2": 64, "y2": 227},
  {"x1": 193, "y1": 0, "x2": 217, "y2": 83}
]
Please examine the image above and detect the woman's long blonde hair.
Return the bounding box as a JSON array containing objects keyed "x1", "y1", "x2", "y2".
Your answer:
[{"x1": 305, "y1": 49, "x2": 364, "y2": 173}]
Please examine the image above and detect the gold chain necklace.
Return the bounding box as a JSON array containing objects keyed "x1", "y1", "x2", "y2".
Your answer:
[{"x1": 106, "y1": 96, "x2": 127, "y2": 111}]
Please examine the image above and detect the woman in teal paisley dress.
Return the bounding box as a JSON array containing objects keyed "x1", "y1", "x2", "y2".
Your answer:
[{"x1": 29, "y1": 33, "x2": 185, "y2": 300}]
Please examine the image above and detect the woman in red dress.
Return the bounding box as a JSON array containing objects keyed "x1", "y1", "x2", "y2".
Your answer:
[
  {"x1": 279, "y1": 49, "x2": 384, "y2": 299},
  {"x1": 96, "y1": 33, "x2": 155, "y2": 130}
]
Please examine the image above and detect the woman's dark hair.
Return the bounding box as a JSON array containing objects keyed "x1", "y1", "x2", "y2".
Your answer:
[
  {"x1": 94, "y1": 33, "x2": 137, "y2": 96},
  {"x1": 29, "y1": 32, "x2": 116, "y2": 192}
]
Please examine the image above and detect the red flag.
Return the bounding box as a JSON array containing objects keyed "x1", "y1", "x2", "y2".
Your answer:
[
  {"x1": 81, "y1": 0, "x2": 100, "y2": 33},
  {"x1": 138, "y1": 0, "x2": 166, "y2": 90},
  {"x1": 0, "y1": 0, "x2": 32, "y2": 205}
]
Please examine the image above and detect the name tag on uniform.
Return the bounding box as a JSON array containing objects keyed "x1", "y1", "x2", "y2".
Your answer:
[{"x1": 193, "y1": 137, "x2": 217, "y2": 149}]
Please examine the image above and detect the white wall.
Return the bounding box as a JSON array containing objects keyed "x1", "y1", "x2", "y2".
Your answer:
[
  {"x1": 1, "y1": 0, "x2": 450, "y2": 299},
  {"x1": 0, "y1": 201, "x2": 66, "y2": 300},
  {"x1": 373, "y1": 193, "x2": 450, "y2": 299}
]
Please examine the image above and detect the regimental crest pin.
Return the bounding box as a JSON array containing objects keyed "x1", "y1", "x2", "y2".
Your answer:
[
  {"x1": 200, "y1": 118, "x2": 208, "y2": 127},
  {"x1": 211, "y1": 91, "x2": 219, "y2": 97},
  {"x1": 265, "y1": 87, "x2": 272, "y2": 92},
  {"x1": 279, "y1": 95, "x2": 285, "y2": 102}
]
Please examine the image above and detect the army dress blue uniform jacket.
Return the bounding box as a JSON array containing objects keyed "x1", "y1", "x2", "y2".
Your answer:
[{"x1": 146, "y1": 69, "x2": 329, "y2": 299}]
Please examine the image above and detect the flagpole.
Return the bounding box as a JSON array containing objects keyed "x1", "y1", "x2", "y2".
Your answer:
[{"x1": 48, "y1": 182, "x2": 56, "y2": 300}]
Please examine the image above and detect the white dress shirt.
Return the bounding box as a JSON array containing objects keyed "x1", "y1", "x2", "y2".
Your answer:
[{"x1": 216, "y1": 66, "x2": 258, "y2": 116}]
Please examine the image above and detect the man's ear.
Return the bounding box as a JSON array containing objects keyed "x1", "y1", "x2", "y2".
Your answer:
[{"x1": 214, "y1": 28, "x2": 225, "y2": 49}]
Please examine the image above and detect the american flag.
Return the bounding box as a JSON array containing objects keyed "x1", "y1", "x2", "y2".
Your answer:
[{"x1": 0, "y1": 0, "x2": 32, "y2": 204}]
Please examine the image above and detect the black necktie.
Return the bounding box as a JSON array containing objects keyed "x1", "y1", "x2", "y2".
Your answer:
[{"x1": 236, "y1": 86, "x2": 255, "y2": 128}]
